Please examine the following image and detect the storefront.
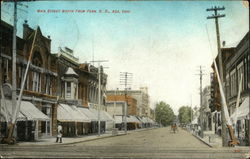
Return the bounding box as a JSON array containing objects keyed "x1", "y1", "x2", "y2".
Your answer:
[
  {"x1": 57, "y1": 104, "x2": 90, "y2": 137},
  {"x1": 230, "y1": 97, "x2": 249, "y2": 145},
  {"x1": 0, "y1": 99, "x2": 50, "y2": 141}
]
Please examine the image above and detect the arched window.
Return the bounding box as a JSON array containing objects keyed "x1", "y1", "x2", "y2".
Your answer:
[
  {"x1": 32, "y1": 51, "x2": 43, "y2": 67},
  {"x1": 32, "y1": 51, "x2": 43, "y2": 92}
]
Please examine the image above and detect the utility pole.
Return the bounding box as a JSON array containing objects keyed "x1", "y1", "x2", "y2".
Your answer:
[
  {"x1": 113, "y1": 88, "x2": 118, "y2": 130},
  {"x1": 120, "y1": 72, "x2": 132, "y2": 134},
  {"x1": 12, "y1": 0, "x2": 17, "y2": 124},
  {"x1": 190, "y1": 95, "x2": 192, "y2": 123},
  {"x1": 90, "y1": 60, "x2": 108, "y2": 136},
  {"x1": 247, "y1": 0, "x2": 250, "y2": 147},
  {"x1": 196, "y1": 66, "x2": 205, "y2": 138},
  {"x1": 206, "y1": 6, "x2": 227, "y2": 146}
]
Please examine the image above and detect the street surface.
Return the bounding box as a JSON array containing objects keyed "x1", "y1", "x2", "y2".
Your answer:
[{"x1": 1, "y1": 127, "x2": 249, "y2": 158}]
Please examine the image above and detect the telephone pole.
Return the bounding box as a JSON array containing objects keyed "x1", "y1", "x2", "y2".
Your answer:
[
  {"x1": 196, "y1": 66, "x2": 205, "y2": 138},
  {"x1": 206, "y1": 6, "x2": 227, "y2": 146},
  {"x1": 11, "y1": 1, "x2": 17, "y2": 130},
  {"x1": 120, "y1": 72, "x2": 132, "y2": 134}
]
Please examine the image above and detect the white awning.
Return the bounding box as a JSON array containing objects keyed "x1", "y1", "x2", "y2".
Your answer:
[
  {"x1": 57, "y1": 104, "x2": 90, "y2": 122},
  {"x1": 101, "y1": 111, "x2": 114, "y2": 122},
  {"x1": 127, "y1": 116, "x2": 140, "y2": 123},
  {"x1": 21, "y1": 101, "x2": 50, "y2": 121},
  {"x1": 115, "y1": 115, "x2": 123, "y2": 124},
  {"x1": 77, "y1": 107, "x2": 97, "y2": 121},
  {"x1": 141, "y1": 117, "x2": 149, "y2": 123},
  {"x1": 71, "y1": 106, "x2": 91, "y2": 122},
  {"x1": 0, "y1": 99, "x2": 49, "y2": 121},
  {"x1": 136, "y1": 117, "x2": 144, "y2": 123},
  {"x1": 0, "y1": 99, "x2": 26, "y2": 121},
  {"x1": 89, "y1": 108, "x2": 113, "y2": 122},
  {"x1": 89, "y1": 108, "x2": 103, "y2": 121},
  {"x1": 230, "y1": 97, "x2": 249, "y2": 121}
]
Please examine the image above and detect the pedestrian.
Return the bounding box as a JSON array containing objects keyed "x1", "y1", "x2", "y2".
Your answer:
[{"x1": 56, "y1": 123, "x2": 63, "y2": 143}]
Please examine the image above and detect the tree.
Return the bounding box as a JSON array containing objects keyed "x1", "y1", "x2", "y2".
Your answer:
[
  {"x1": 178, "y1": 106, "x2": 192, "y2": 124},
  {"x1": 155, "y1": 101, "x2": 175, "y2": 126}
]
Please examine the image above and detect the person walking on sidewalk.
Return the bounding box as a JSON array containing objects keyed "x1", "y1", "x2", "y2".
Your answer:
[{"x1": 56, "y1": 123, "x2": 63, "y2": 143}]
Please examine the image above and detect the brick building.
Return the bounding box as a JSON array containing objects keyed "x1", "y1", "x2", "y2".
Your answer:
[
  {"x1": 0, "y1": 20, "x2": 58, "y2": 140},
  {"x1": 106, "y1": 95, "x2": 137, "y2": 116}
]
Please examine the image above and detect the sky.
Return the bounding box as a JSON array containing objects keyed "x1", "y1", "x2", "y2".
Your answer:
[{"x1": 1, "y1": 0, "x2": 249, "y2": 114}]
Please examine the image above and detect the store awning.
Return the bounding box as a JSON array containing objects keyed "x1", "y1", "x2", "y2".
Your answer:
[
  {"x1": 77, "y1": 107, "x2": 97, "y2": 121},
  {"x1": 230, "y1": 97, "x2": 249, "y2": 121},
  {"x1": 127, "y1": 116, "x2": 141, "y2": 123},
  {"x1": 0, "y1": 99, "x2": 26, "y2": 121},
  {"x1": 115, "y1": 115, "x2": 123, "y2": 124},
  {"x1": 0, "y1": 99, "x2": 49, "y2": 121},
  {"x1": 57, "y1": 104, "x2": 90, "y2": 122},
  {"x1": 141, "y1": 117, "x2": 149, "y2": 123},
  {"x1": 102, "y1": 111, "x2": 114, "y2": 122},
  {"x1": 136, "y1": 117, "x2": 144, "y2": 123},
  {"x1": 71, "y1": 106, "x2": 91, "y2": 122},
  {"x1": 89, "y1": 108, "x2": 113, "y2": 122},
  {"x1": 21, "y1": 101, "x2": 50, "y2": 121}
]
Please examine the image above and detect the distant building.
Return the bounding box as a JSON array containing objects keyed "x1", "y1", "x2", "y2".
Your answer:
[
  {"x1": 106, "y1": 87, "x2": 150, "y2": 117},
  {"x1": 106, "y1": 95, "x2": 137, "y2": 116}
]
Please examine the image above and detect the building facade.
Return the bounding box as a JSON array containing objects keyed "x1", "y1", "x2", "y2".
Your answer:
[
  {"x1": 0, "y1": 20, "x2": 58, "y2": 140},
  {"x1": 210, "y1": 32, "x2": 250, "y2": 145},
  {"x1": 224, "y1": 32, "x2": 250, "y2": 145},
  {"x1": 106, "y1": 87, "x2": 150, "y2": 117},
  {"x1": 106, "y1": 95, "x2": 137, "y2": 116}
]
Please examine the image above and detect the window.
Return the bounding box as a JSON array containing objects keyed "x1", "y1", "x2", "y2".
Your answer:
[
  {"x1": 18, "y1": 67, "x2": 28, "y2": 89},
  {"x1": 45, "y1": 75, "x2": 52, "y2": 95},
  {"x1": 32, "y1": 71, "x2": 41, "y2": 92},
  {"x1": 237, "y1": 62, "x2": 244, "y2": 92},
  {"x1": 2, "y1": 58, "x2": 9, "y2": 83},
  {"x1": 66, "y1": 82, "x2": 71, "y2": 98}
]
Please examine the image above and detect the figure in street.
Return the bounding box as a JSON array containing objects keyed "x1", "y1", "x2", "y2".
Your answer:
[{"x1": 56, "y1": 123, "x2": 63, "y2": 143}]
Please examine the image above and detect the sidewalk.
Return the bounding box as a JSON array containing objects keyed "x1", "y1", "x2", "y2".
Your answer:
[
  {"x1": 17, "y1": 131, "x2": 125, "y2": 146},
  {"x1": 16, "y1": 127, "x2": 156, "y2": 146},
  {"x1": 192, "y1": 130, "x2": 222, "y2": 148},
  {"x1": 191, "y1": 130, "x2": 250, "y2": 150}
]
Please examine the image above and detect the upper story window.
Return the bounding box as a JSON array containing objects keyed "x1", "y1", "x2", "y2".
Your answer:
[
  {"x1": 32, "y1": 51, "x2": 43, "y2": 92},
  {"x1": 66, "y1": 82, "x2": 71, "y2": 98},
  {"x1": 45, "y1": 75, "x2": 52, "y2": 95},
  {"x1": 2, "y1": 58, "x2": 9, "y2": 83}
]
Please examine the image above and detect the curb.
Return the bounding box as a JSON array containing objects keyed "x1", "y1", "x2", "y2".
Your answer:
[
  {"x1": 192, "y1": 133, "x2": 213, "y2": 148},
  {"x1": 61, "y1": 133, "x2": 127, "y2": 145},
  {"x1": 16, "y1": 128, "x2": 156, "y2": 146}
]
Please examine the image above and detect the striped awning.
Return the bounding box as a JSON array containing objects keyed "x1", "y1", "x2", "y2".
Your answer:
[
  {"x1": 0, "y1": 99, "x2": 49, "y2": 122},
  {"x1": 77, "y1": 107, "x2": 97, "y2": 121},
  {"x1": 127, "y1": 116, "x2": 141, "y2": 123},
  {"x1": 89, "y1": 109, "x2": 114, "y2": 122},
  {"x1": 57, "y1": 104, "x2": 90, "y2": 122},
  {"x1": 114, "y1": 115, "x2": 123, "y2": 124}
]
